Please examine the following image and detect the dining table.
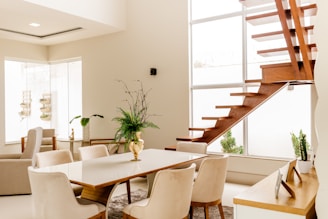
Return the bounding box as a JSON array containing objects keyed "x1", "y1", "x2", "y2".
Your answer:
[{"x1": 33, "y1": 148, "x2": 207, "y2": 205}]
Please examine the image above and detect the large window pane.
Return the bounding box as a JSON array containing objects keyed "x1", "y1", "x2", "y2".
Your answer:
[
  {"x1": 247, "y1": 85, "x2": 311, "y2": 158},
  {"x1": 191, "y1": 0, "x2": 241, "y2": 20},
  {"x1": 5, "y1": 59, "x2": 82, "y2": 143},
  {"x1": 192, "y1": 16, "x2": 243, "y2": 85}
]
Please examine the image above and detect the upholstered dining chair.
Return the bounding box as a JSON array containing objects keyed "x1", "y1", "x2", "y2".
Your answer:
[
  {"x1": 0, "y1": 127, "x2": 42, "y2": 195},
  {"x1": 122, "y1": 163, "x2": 196, "y2": 219},
  {"x1": 78, "y1": 144, "x2": 132, "y2": 203},
  {"x1": 176, "y1": 141, "x2": 208, "y2": 170},
  {"x1": 35, "y1": 149, "x2": 83, "y2": 196},
  {"x1": 28, "y1": 167, "x2": 106, "y2": 219},
  {"x1": 189, "y1": 155, "x2": 229, "y2": 219},
  {"x1": 78, "y1": 144, "x2": 109, "y2": 160}
]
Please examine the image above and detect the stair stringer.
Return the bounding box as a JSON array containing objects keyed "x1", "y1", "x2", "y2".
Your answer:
[{"x1": 194, "y1": 82, "x2": 288, "y2": 144}]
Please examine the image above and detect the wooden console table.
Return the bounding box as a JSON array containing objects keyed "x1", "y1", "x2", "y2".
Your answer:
[{"x1": 233, "y1": 165, "x2": 318, "y2": 219}]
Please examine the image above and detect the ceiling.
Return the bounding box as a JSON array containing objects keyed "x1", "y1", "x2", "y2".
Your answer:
[{"x1": 0, "y1": 0, "x2": 121, "y2": 46}]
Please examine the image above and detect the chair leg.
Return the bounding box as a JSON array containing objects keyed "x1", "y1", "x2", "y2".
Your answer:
[
  {"x1": 205, "y1": 206, "x2": 210, "y2": 219},
  {"x1": 218, "y1": 203, "x2": 225, "y2": 219},
  {"x1": 189, "y1": 206, "x2": 193, "y2": 219},
  {"x1": 126, "y1": 180, "x2": 131, "y2": 204}
]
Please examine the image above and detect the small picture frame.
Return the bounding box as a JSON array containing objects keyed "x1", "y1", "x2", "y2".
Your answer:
[
  {"x1": 286, "y1": 159, "x2": 302, "y2": 183},
  {"x1": 275, "y1": 170, "x2": 283, "y2": 199}
]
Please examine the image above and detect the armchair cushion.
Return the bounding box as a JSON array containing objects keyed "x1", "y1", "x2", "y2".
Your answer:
[{"x1": 0, "y1": 159, "x2": 33, "y2": 195}]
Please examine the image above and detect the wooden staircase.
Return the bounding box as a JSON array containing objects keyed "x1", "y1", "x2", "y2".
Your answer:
[{"x1": 176, "y1": 0, "x2": 317, "y2": 145}]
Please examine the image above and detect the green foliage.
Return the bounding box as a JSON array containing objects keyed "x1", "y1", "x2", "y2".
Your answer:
[
  {"x1": 290, "y1": 129, "x2": 310, "y2": 160},
  {"x1": 113, "y1": 80, "x2": 159, "y2": 145},
  {"x1": 69, "y1": 114, "x2": 104, "y2": 127},
  {"x1": 220, "y1": 130, "x2": 243, "y2": 154}
]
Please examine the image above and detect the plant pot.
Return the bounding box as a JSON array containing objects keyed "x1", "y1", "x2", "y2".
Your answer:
[{"x1": 297, "y1": 160, "x2": 312, "y2": 174}]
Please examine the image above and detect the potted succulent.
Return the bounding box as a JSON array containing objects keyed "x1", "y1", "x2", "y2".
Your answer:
[
  {"x1": 290, "y1": 129, "x2": 312, "y2": 173},
  {"x1": 112, "y1": 80, "x2": 159, "y2": 159}
]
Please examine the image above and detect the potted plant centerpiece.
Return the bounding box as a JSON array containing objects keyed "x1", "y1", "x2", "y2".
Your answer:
[
  {"x1": 290, "y1": 129, "x2": 312, "y2": 173},
  {"x1": 112, "y1": 80, "x2": 159, "y2": 161}
]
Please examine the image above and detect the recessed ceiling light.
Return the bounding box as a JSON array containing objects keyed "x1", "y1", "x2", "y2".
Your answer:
[{"x1": 29, "y1": 23, "x2": 40, "y2": 27}]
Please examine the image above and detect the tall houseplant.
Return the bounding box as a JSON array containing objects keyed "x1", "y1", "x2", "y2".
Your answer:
[{"x1": 112, "y1": 80, "x2": 159, "y2": 152}]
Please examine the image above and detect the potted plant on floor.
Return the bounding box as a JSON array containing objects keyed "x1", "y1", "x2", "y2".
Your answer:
[
  {"x1": 290, "y1": 129, "x2": 312, "y2": 173},
  {"x1": 112, "y1": 80, "x2": 159, "y2": 160}
]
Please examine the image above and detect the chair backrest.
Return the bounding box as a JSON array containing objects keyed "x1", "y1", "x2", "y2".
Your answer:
[
  {"x1": 36, "y1": 149, "x2": 73, "y2": 168},
  {"x1": 176, "y1": 142, "x2": 207, "y2": 170},
  {"x1": 41, "y1": 129, "x2": 55, "y2": 144},
  {"x1": 192, "y1": 155, "x2": 229, "y2": 203},
  {"x1": 78, "y1": 144, "x2": 109, "y2": 161},
  {"x1": 176, "y1": 142, "x2": 208, "y2": 154},
  {"x1": 21, "y1": 127, "x2": 43, "y2": 162},
  {"x1": 28, "y1": 167, "x2": 99, "y2": 219},
  {"x1": 142, "y1": 163, "x2": 196, "y2": 219}
]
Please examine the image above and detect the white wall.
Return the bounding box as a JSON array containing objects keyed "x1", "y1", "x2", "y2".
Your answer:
[
  {"x1": 0, "y1": 39, "x2": 47, "y2": 147},
  {"x1": 48, "y1": 0, "x2": 190, "y2": 150},
  {"x1": 313, "y1": 0, "x2": 328, "y2": 218}
]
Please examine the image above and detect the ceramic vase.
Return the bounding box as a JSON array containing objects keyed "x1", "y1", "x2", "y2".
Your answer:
[{"x1": 129, "y1": 132, "x2": 144, "y2": 161}]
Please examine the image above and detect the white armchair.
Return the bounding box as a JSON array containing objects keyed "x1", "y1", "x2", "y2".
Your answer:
[{"x1": 0, "y1": 127, "x2": 42, "y2": 195}]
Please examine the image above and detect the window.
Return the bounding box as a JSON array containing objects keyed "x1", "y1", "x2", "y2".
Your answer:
[
  {"x1": 5, "y1": 59, "x2": 82, "y2": 143},
  {"x1": 190, "y1": 1, "x2": 311, "y2": 158}
]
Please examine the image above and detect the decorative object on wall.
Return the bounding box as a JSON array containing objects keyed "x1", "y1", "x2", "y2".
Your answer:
[
  {"x1": 40, "y1": 93, "x2": 51, "y2": 121},
  {"x1": 19, "y1": 90, "x2": 31, "y2": 119}
]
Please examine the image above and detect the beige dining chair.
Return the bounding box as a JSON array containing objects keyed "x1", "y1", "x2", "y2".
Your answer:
[
  {"x1": 0, "y1": 127, "x2": 42, "y2": 195},
  {"x1": 35, "y1": 149, "x2": 83, "y2": 196},
  {"x1": 28, "y1": 167, "x2": 106, "y2": 219},
  {"x1": 78, "y1": 144, "x2": 109, "y2": 160},
  {"x1": 122, "y1": 163, "x2": 196, "y2": 219},
  {"x1": 176, "y1": 141, "x2": 208, "y2": 170},
  {"x1": 78, "y1": 144, "x2": 132, "y2": 203},
  {"x1": 190, "y1": 155, "x2": 229, "y2": 219}
]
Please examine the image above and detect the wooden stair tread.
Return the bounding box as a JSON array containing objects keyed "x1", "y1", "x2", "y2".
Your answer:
[
  {"x1": 230, "y1": 92, "x2": 260, "y2": 97},
  {"x1": 301, "y1": 3, "x2": 317, "y2": 16},
  {"x1": 176, "y1": 136, "x2": 203, "y2": 141},
  {"x1": 246, "y1": 4, "x2": 317, "y2": 26},
  {"x1": 215, "y1": 105, "x2": 244, "y2": 109},
  {"x1": 239, "y1": 0, "x2": 274, "y2": 7},
  {"x1": 252, "y1": 26, "x2": 314, "y2": 42},
  {"x1": 202, "y1": 116, "x2": 231, "y2": 120},
  {"x1": 189, "y1": 127, "x2": 215, "y2": 131},
  {"x1": 257, "y1": 43, "x2": 316, "y2": 57},
  {"x1": 245, "y1": 79, "x2": 262, "y2": 83}
]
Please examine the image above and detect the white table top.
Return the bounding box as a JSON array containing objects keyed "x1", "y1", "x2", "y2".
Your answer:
[{"x1": 35, "y1": 149, "x2": 207, "y2": 189}]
